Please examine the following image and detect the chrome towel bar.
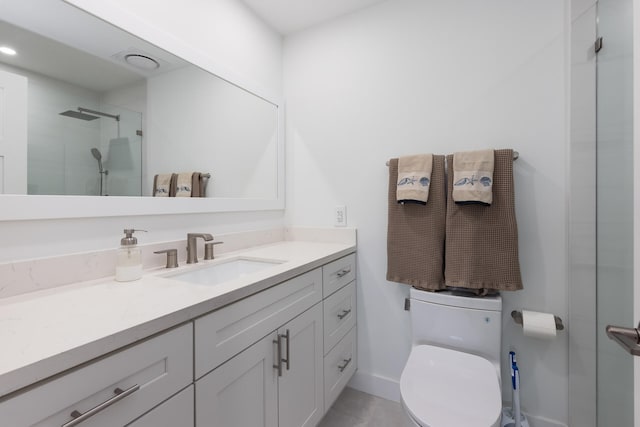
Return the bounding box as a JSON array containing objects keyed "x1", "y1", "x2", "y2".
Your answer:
[{"x1": 386, "y1": 150, "x2": 519, "y2": 166}]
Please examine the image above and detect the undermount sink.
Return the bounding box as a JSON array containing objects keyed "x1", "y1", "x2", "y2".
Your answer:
[{"x1": 166, "y1": 257, "x2": 284, "y2": 286}]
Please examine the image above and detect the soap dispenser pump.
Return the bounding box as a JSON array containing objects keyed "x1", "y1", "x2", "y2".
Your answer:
[{"x1": 116, "y1": 229, "x2": 147, "y2": 282}]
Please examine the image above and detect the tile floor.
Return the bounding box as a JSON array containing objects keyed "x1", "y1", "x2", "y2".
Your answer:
[{"x1": 317, "y1": 387, "x2": 406, "y2": 427}]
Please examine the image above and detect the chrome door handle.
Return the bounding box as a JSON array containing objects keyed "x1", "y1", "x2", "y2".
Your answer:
[
  {"x1": 62, "y1": 384, "x2": 140, "y2": 427},
  {"x1": 338, "y1": 357, "x2": 352, "y2": 372},
  {"x1": 337, "y1": 309, "x2": 352, "y2": 320},
  {"x1": 606, "y1": 323, "x2": 640, "y2": 356},
  {"x1": 336, "y1": 268, "x2": 351, "y2": 278},
  {"x1": 273, "y1": 334, "x2": 283, "y2": 376}
]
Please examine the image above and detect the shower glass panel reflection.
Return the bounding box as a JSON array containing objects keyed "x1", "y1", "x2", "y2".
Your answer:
[
  {"x1": 596, "y1": 0, "x2": 633, "y2": 425},
  {"x1": 27, "y1": 103, "x2": 142, "y2": 196}
]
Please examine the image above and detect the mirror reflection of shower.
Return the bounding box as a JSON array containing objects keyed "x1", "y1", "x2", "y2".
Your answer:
[
  {"x1": 59, "y1": 107, "x2": 126, "y2": 196},
  {"x1": 90, "y1": 147, "x2": 108, "y2": 196}
]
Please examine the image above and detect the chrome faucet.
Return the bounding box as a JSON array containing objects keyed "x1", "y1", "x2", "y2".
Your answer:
[{"x1": 186, "y1": 233, "x2": 213, "y2": 264}]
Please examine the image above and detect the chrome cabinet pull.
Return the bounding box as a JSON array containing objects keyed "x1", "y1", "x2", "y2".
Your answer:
[
  {"x1": 281, "y1": 329, "x2": 291, "y2": 371},
  {"x1": 273, "y1": 334, "x2": 283, "y2": 376},
  {"x1": 337, "y1": 309, "x2": 352, "y2": 320},
  {"x1": 336, "y1": 268, "x2": 351, "y2": 278},
  {"x1": 606, "y1": 323, "x2": 640, "y2": 356},
  {"x1": 61, "y1": 384, "x2": 140, "y2": 427},
  {"x1": 338, "y1": 357, "x2": 352, "y2": 373}
]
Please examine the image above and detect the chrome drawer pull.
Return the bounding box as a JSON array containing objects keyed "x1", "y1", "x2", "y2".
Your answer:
[
  {"x1": 62, "y1": 384, "x2": 140, "y2": 427},
  {"x1": 338, "y1": 357, "x2": 352, "y2": 373},
  {"x1": 337, "y1": 309, "x2": 352, "y2": 320},
  {"x1": 336, "y1": 268, "x2": 351, "y2": 278}
]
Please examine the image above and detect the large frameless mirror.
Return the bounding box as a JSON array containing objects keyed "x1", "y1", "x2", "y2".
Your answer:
[{"x1": 0, "y1": 0, "x2": 284, "y2": 219}]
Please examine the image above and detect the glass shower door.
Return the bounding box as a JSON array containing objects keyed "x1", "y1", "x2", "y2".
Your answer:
[
  {"x1": 100, "y1": 104, "x2": 143, "y2": 197},
  {"x1": 596, "y1": 0, "x2": 634, "y2": 425}
]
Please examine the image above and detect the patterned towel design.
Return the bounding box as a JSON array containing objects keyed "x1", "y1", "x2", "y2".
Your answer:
[{"x1": 396, "y1": 154, "x2": 433, "y2": 204}]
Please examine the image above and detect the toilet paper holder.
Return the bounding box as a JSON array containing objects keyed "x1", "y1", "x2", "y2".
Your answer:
[{"x1": 511, "y1": 310, "x2": 564, "y2": 331}]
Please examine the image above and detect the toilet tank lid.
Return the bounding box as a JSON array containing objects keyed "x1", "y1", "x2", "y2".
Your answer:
[{"x1": 410, "y1": 288, "x2": 502, "y2": 311}]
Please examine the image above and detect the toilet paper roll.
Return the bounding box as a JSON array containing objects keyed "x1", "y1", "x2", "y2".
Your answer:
[{"x1": 522, "y1": 310, "x2": 557, "y2": 339}]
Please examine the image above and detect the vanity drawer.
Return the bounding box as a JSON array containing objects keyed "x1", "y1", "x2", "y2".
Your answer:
[
  {"x1": 128, "y1": 385, "x2": 194, "y2": 427},
  {"x1": 324, "y1": 326, "x2": 357, "y2": 412},
  {"x1": 323, "y1": 280, "x2": 356, "y2": 354},
  {"x1": 195, "y1": 268, "x2": 322, "y2": 378},
  {"x1": 322, "y1": 253, "x2": 356, "y2": 297},
  {"x1": 0, "y1": 323, "x2": 192, "y2": 427}
]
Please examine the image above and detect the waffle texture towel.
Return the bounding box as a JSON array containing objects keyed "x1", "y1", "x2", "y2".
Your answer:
[
  {"x1": 445, "y1": 149, "x2": 522, "y2": 291},
  {"x1": 387, "y1": 156, "x2": 446, "y2": 290}
]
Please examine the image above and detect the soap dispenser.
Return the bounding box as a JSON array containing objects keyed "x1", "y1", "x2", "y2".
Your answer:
[{"x1": 116, "y1": 229, "x2": 146, "y2": 282}]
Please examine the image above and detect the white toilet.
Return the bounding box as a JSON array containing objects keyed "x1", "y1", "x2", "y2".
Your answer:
[{"x1": 400, "y1": 288, "x2": 503, "y2": 427}]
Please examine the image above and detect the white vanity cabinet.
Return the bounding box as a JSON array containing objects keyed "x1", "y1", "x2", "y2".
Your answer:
[
  {"x1": 128, "y1": 386, "x2": 194, "y2": 427},
  {"x1": 0, "y1": 247, "x2": 357, "y2": 427},
  {"x1": 194, "y1": 269, "x2": 324, "y2": 427},
  {"x1": 0, "y1": 323, "x2": 193, "y2": 427},
  {"x1": 195, "y1": 253, "x2": 358, "y2": 427},
  {"x1": 196, "y1": 304, "x2": 323, "y2": 427},
  {"x1": 321, "y1": 254, "x2": 357, "y2": 411}
]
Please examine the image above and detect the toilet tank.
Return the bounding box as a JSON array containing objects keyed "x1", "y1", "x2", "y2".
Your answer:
[{"x1": 409, "y1": 288, "x2": 502, "y2": 366}]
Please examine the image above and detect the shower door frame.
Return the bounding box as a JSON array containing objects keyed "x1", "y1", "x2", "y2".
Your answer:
[{"x1": 633, "y1": 2, "x2": 640, "y2": 424}]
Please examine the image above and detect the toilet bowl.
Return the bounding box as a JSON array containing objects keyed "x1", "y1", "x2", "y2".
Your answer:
[
  {"x1": 400, "y1": 345, "x2": 502, "y2": 426},
  {"x1": 400, "y1": 288, "x2": 503, "y2": 427}
]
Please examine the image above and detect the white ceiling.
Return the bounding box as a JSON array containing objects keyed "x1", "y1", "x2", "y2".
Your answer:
[
  {"x1": 0, "y1": 0, "x2": 188, "y2": 93},
  {"x1": 241, "y1": 0, "x2": 389, "y2": 35}
]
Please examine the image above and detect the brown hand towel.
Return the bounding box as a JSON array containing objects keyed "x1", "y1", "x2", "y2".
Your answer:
[
  {"x1": 153, "y1": 173, "x2": 176, "y2": 197},
  {"x1": 387, "y1": 156, "x2": 446, "y2": 290},
  {"x1": 444, "y1": 149, "x2": 523, "y2": 291}
]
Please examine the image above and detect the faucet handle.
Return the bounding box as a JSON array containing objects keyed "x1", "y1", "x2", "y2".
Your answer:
[
  {"x1": 154, "y1": 249, "x2": 179, "y2": 268},
  {"x1": 204, "y1": 241, "x2": 224, "y2": 260}
]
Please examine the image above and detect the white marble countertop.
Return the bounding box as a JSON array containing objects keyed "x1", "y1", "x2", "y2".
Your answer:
[{"x1": 0, "y1": 240, "x2": 355, "y2": 398}]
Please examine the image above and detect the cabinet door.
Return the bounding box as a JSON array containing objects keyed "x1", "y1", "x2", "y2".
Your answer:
[
  {"x1": 127, "y1": 386, "x2": 193, "y2": 427},
  {"x1": 278, "y1": 303, "x2": 324, "y2": 427},
  {"x1": 196, "y1": 332, "x2": 278, "y2": 427}
]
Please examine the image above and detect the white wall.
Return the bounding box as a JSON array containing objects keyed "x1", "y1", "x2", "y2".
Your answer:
[
  {"x1": 146, "y1": 66, "x2": 278, "y2": 198},
  {"x1": 0, "y1": 0, "x2": 284, "y2": 264},
  {"x1": 284, "y1": 0, "x2": 569, "y2": 425}
]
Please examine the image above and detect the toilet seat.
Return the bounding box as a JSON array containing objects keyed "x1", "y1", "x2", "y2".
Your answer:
[{"x1": 400, "y1": 345, "x2": 502, "y2": 427}]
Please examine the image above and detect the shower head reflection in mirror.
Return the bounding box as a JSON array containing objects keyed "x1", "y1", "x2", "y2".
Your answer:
[{"x1": 0, "y1": 0, "x2": 284, "y2": 220}]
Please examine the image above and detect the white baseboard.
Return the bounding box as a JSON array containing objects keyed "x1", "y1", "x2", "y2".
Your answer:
[
  {"x1": 347, "y1": 370, "x2": 400, "y2": 403},
  {"x1": 523, "y1": 413, "x2": 568, "y2": 427}
]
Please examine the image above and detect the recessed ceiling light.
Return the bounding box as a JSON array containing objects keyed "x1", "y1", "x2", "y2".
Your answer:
[
  {"x1": 124, "y1": 54, "x2": 159, "y2": 70},
  {"x1": 0, "y1": 46, "x2": 17, "y2": 56}
]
